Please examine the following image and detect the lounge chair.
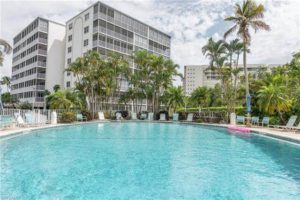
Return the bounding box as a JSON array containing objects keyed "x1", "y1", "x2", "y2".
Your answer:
[
  {"x1": 14, "y1": 113, "x2": 27, "y2": 127},
  {"x1": 236, "y1": 116, "x2": 245, "y2": 124},
  {"x1": 116, "y1": 112, "x2": 122, "y2": 120},
  {"x1": 276, "y1": 115, "x2": 297, "y2": 130},
  {"x1": 148, "y1": 112, "x2": 154, "y2": 121},
  {"x1": 131, "y1": 112, "x2": 137, "y2": 120},
  {"x1": 186, "y1": 113, "x2": 193, "y2": 122},
  {"x1": 140, "y1": 113, "x2": 147, "y2": 120},
  {"x1": 260, "y1": 117, "x2": 270, "y2": 127},
  {"x1": 98, "y1": 112, "x2": 105, "y2": 120},
  {"x1": 76, "y1": 113, "x2": 87, "y2": 121},
  {"x1": 173, "y1": 113, "x2": 179, "y2": 121},
  {"x1": 251, "y1": 116, "x2": 259, "y2": 125},
  {"x1": 159, "y1": 113, "x2": 166, "y2": 121},
  {"x1": 25, "y1": 112, "x2": 38, "y2": 126}
]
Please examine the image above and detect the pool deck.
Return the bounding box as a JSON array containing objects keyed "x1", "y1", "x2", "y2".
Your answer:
[{"x1": 1, "y1": 121, "x2": 299, "y2": 143}]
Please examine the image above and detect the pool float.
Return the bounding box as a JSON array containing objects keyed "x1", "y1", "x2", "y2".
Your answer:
[{"x1": 228, "y1": 125, "x2": 251, "y2": 133}]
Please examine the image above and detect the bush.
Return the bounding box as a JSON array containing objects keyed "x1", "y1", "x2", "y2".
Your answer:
[
  {"x1": 60, "y1": 112, "x2": 76, "y2": 123},
  {"x1": 17, "y1": 101, "x2": 32, "y2": 109},
  {"x1": 81, "y1": 110, "x2": 93, "y2": 121}
]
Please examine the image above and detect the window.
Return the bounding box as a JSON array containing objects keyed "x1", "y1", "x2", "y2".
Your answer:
[
  {"x1": 67, "y1": 58, "x2": 71, "y2": 64},
  {"x1": 68, "y1": 47, "x2": 72, "y2": 53},
  {"x1": 68, "y1": 23, "x2": 73, "y2": 30},
  {"x1": 85, "y1": 13, "x2": 89, "y2": 21},
  {"x1": 84, "y1": 26, "x2": 89, "y2": 33},
  {"x1": 67, "y1": 72, "x2": 71, "y2": 76},
  {"x1": 84, "y1": 39, "x2": 89, "y2": 46},
  {"x1": 68, "y1": 35, "x2": 72, "y2": 42},
  {"x1": 66, "y1": 81, "x2": 70, "y2": 88}
]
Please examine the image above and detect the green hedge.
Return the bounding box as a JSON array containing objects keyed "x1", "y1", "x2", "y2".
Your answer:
[{"x1": 177, "y1": 106, "x2": 245, "y2": 113}]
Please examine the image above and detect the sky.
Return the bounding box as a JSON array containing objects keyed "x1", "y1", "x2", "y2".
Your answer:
[{"x1": 0, "y1": 0, "x2": 300, "y2": 87}]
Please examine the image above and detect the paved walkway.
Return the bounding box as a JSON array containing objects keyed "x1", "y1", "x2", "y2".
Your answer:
[{"x1": 1, "y1": 121, "x2": 299, "y2": 143}]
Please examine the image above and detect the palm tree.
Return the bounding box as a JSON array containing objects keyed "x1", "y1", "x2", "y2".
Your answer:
[
  {"x1": 163, "y1": 86, "x2": 184, "y2": 112},
  {"x1": 202, "y1": 38, "x2": 227, "y2": 70},
  {"x1": 190, "y1": 86, "x2": 211, "y2": 109},
  {"x1": 47, "y1": 90, "x2": 84, "y2": 110},
  {"x1": 0, "y1": 39, "x2": 12, "y2": 66},
  {"x1": 1, "y1": 76, "x2": 11, "y2": 92},
  {"x1": 224, "y1": 0, "x2": 270, "y2": 123},
  {"x1": 257, "y1": 77, "x2": 292, "y2": 123},
  {"x1": 53, "y1": 85, "x2": 61, "y2": 92}
]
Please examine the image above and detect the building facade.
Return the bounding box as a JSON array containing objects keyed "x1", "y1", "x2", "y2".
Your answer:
[
  {"x1": 183, "y1": 64, "x2": 279, "y2": 96},
  {"x1": 64, "y1": 1, "x2": 171, "y2": 110},
  {"x1": 11, "y1": 17, "x2": 65, "y2": 107}
]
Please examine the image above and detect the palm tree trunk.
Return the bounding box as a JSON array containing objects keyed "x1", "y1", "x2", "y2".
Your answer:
[{"x1": 243, "y1": 42, "x2": 251, "y2": 126}]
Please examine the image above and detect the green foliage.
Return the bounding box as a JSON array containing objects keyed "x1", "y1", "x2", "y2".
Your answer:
[
  {"x1": 60, "y1": 112, "x2": 76, "y2": 123},
  {"x1": 1, "y1": 92, "x2": 16, "y2": 103},
  {"x1": 47, "y1": 89, "x2": 85, "y2": 110},
  {"x1": 162, "y1": 86, "x2": 184, "y2": 112},
  {"x1": 16, "y1": 101, "x2": 32, "y2": 109}
]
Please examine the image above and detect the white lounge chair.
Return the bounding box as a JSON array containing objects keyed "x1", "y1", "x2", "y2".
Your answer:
[
  {"x1": 98, "y1": 112, "x2": 105, "y2": 120},
  {"x1": 76, "y1": 113, "x2": 87, "y2": 121},
  {"x1": 173, "y1": 113, "x2": 179, "y2": 121},
  {"x1": 148, "y1": 112, "x2": 154, "y2": 121},
  {"x1": 276, "y1": 115, "x2": 297, "y2": 130},
  {"x1": 116, "y1": 112, "x2": 122, "y2": 120},
  {"x1": 186, "y1": 113, "x2": 193, "y2": 122},
  {"x1": 131, "y1": 112, "x2": 137, "y2": 120},
  {"x1": 14, "y1": 113, "x2": 27, "y2": 127},
  {"x1": 159, "y1": 113, "x2": 166, "y2": 121}
]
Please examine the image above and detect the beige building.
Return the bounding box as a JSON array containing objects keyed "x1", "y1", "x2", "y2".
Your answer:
[{"x1": 183, "y1": 64, "x2": 279, "y2": 96}]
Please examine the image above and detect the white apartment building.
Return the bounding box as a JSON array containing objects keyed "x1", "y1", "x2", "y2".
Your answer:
[
  {"x1": 11, "y1": 17, "x2": 65, "y2": 107},
  {"x1": 64, "y1": 1, "x2": 171, "y2": 110},
  {"x1": 183, "y1": 64, "x2": 279, "y2": 96}
]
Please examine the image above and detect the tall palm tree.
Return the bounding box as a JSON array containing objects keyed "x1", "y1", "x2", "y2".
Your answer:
[
  {"x1": 0, "y1": 39, "x2": 12, "y2": 66},
  {"x1": 1, "y1": 76, "x2": 11, "y2": 92},
  {"x1": 224, "y1": 0, "x2": 270, "y2": 122}
]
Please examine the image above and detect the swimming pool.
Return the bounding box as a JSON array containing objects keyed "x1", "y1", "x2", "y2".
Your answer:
[{"x1": 1, "y1": 122, "x2": 300, "y2": 199}]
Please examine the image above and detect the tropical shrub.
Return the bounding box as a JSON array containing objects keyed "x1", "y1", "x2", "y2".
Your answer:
[{"x1": 60, "y1": 112, "x2": 76, "y2": 123}]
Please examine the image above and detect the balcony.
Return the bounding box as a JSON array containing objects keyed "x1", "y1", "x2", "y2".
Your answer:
[
  {"x1": 38, "y1": 38, "x2": 47, "y2": 44},
  {"x1": 35, "y1": 97, "x2": 45, "y2": 102},
  {"x1": 35, "y1": 85, "x2": 45, "y2": 90},
  {"x1": 38, "y1": 26, "x2": 48, "y2": 33},
  {"x1": 38, "y1": 61, "x2": 46, "y2": 68},
  {"x1": 38, "y1": 49, "x2": 47, "y2": 55},
  {"x1": 37, "y1": 73, "x2": 46, "y2": 79},
  {"x1": 93, "y1": 27, "x2": 98, "y2": 33}
]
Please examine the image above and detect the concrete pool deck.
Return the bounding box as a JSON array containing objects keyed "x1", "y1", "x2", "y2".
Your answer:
[{"x1": 1, "y1": 121, "x2": 299, "y2": 144}]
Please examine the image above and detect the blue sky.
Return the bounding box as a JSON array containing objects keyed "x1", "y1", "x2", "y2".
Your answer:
[{"x1": 1, "y1": 0, "x2": 300, "y2": 86}]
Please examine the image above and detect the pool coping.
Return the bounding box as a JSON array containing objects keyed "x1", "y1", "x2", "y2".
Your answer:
[{"x1": 1, "y1": 120, "x2": 300, "y2": 145}]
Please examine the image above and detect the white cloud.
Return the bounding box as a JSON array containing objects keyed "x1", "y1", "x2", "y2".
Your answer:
[{"x1": 1, "y1": 0, "x2": 300, "y2": 88}]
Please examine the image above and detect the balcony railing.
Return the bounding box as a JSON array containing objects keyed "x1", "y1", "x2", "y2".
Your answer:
[
  {"x1": 35, "y1": 97, "x2": 45, "y2": 102},
  {"x1": 36, "y1": 85, "x2": 45, "y2": 90},
  {"x1": 39, "y1": 26, "x2": 48, "y2": 32},
  {"x1": 38, "y1": 49, "x2": 47, "y2": 55},
  {"x1": 38, "y1": 61, "x2": 46, "y2": 67},
  {"x1": 37, "y1": 73, "x2": 46, "y2": 79},
  {"x1": 38, "y1": 38, "x2": 47, "y2": 44}
]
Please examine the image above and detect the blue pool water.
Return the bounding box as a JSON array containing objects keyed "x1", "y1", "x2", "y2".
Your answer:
[{"x1": 1, "y1": 122, "x2": 300, "y2": 199}]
